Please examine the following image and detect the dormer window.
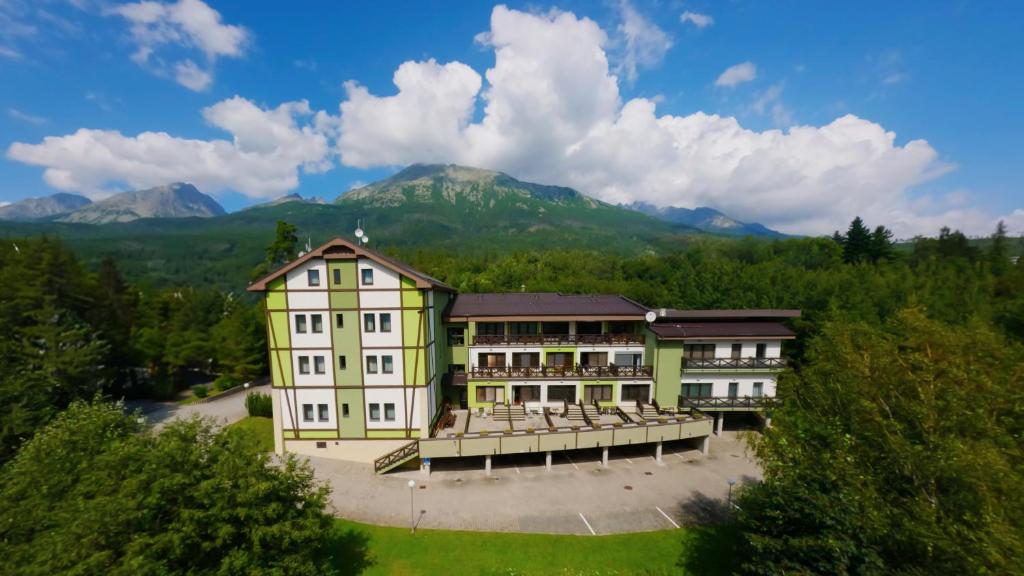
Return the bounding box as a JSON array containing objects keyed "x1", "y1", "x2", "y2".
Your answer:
[{"x1": 308, "y1": 269, "x2": 320, "y2": 287}]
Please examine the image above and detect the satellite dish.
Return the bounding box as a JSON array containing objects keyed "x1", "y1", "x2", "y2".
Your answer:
[
  {"x1": 644, "y1": 311, "x2": 657, "y2": 323},
  {"x1": 361, "y1": 236, "x2": 368, "y2": 244},
  {"x1": 354, "y1": 227, "x2": 364, "y2": 238}
]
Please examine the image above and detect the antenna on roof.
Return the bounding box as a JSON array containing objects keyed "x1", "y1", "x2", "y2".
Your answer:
[
  {"x1": 355, "y1": 218, "x2": 368, "y2": 246},
  {"x1": 305, "y1": 236, "x2": 312, "y2": 253}
]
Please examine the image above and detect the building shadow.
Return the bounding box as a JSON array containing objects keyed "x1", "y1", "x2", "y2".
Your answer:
[{"x1": 328, "y1": 526, "x2": 374, "y2": 574}]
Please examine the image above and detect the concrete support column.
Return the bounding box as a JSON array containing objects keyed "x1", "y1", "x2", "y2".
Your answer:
[
  {"x1": 601, "y1": 446, "x2": 609, "y2": 468},
  {"x1": 715, "y1": 413, "x2": 725, "y2": 435},
  {"x1": 422, "y1": 461, "x2": 431, "y2": 477},
  {"x1": 485, "y1": 455, "x2": 492, "y2": 476},
  {"x1": 545, "y1": 451, "x2": 552, "y2": 471},
  {"x1": 655, "y1": 441, "x2": 663, "y2": 464},
  {"x1": 701, "y1": 436, "x2": 710, "y2": 455}
]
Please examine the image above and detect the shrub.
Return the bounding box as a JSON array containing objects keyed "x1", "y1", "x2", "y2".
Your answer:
[
  {"x1": 213, "y1": 375, "x2": 241, "y2": 392},
  {"x1": 192, "y1": 384, "x2": 209, "y2": 399},
  {"x1": 245, "y1": 392, "x2": 273, "y2": 418}
]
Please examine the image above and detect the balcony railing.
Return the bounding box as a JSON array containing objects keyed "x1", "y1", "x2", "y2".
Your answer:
[
  {"x1": 469, "y1": 364, "x2": 653, "y2": 379},
  {"x1": 678, "y1": 396, "x2": 772, "y2": 410},
  {"x1": 682, "y1": 357, "x2": 787, "y2": 371},
  {"x1": 472, "y1": 333, "x2": 645, "y2": 346}
]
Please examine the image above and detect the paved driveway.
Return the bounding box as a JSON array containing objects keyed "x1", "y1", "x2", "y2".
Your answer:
[
  {"x1": 124, "y1": 383, "x2": 271, "y2": 429},
  {"x1": 311, "y1": 431, "x2": 760, "y2": 535}
]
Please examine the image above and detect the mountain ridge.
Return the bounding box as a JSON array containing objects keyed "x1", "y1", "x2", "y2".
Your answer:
[
  {"x1": 0, "y1": 192, "x2": 92, "y2": 220},
  {"x1": 623, "y1": 202, "x2": 784, "y2": 237},
  {"x1": 55, "y1": 183, "x2": 225, "y2": 224}
]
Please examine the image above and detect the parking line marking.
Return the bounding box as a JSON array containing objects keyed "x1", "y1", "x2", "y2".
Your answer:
[
  {"x1": 624, "y1": 457, "x2": 634, "y2": 465},
  {"x1": 579, "y1": 512, "x2": 596, "y2": 535},
  {"x1": 673, "y1": 452, "x2": 687, "y2": 462},
  {"x1": 564, "y1": 452, "x2": 579, "y2": 471},
  {"x1": 656, "y1": 506, "x2": 680, "y2": 529},
  {"x1": 514, "y1": 465, "x2": 521, "y2": 475}
]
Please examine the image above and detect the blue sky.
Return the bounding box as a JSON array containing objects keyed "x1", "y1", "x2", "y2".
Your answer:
[{"x1": 1, "y1": 1, "x2": 1020, "y2": 236}]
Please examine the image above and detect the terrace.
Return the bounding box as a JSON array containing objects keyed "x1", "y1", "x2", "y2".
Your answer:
[
  {"x1": 468, "y1": 364, "x2": 654, "y2": 379},
  {"x1": 472, "y1": 333, "x2": 646, "y2": 346},
  {"x1": 681, "y1": 357, "x2": 787, "y2": 371}
]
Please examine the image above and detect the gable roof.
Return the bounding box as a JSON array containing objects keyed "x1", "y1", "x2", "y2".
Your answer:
[
  {"x1": 445, "y1": 292, "x2": 649, "y2": 321},
  {"x1": 246, "y1": 237, "x2": 454, "y2": 292}
]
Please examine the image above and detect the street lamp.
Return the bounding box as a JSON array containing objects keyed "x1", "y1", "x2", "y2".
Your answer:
[
  {"x1": 727, "y1": 477, "x2": 737, "y2": 510},
  {"x1": 407, "y1": 479, "x2": 416, "y2": 534}
]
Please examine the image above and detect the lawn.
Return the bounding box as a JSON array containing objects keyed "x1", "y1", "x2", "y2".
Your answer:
[
  {"x1": 330, "y1": 518, "x2": 736, "y2": 575},
  {"x1": 227, "y1": 416, "x2": 274, "y2": 452}
]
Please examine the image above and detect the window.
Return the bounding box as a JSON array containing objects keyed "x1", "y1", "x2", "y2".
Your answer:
[
  {"x1": 684, "y1": 344, "x2": 716, "y2": 360},
  {"x1": 728, "y1": 382, "x2": 739, "y2": 398},
  {"x1": 752, "y1": 382, "x2": 763, "y2": 397},
  {"x1": 476, "y1": 322, "x2": 505, "y2": 336},
  {"x1": 447, "y1": 326, "x2": 465, "y2": 346},
  {"x1": 366, "y1": 356, "x2": 378, "y2": 374},
  {"x1": 314, "y1": 356, "x2": 326, "y2": 374},
  {"x1": 475, "y1": 386, "x2": 505, "y2": 403},
  {"x1": 382, "y1": 355, "x2": 394, "y2": 374},
  {"x1": 541, "y1": 321, "x2": 569, "y2": 335},
  {"x1": 384, "y1": 403, "x2": 396, "y2": 421},
  {"x1": 614, "y1": 352, "x2": 642, "y2": 367},
  {"x1": 380, "y1": 313, "x2": 392, "y2": 333},
  {"x1": 509, "y1": 322, "x2": 538, "y2": 335},
  {"x1": 333, "y1": 268, "x2": 341, "y2": 285},
  {"x1": 681, "y1": 383, "x2": 713, "y2": 398},
  {"x1": 308, "y1": 269, "x2": 320, "y2": 287},
  {"x1": 581, "y1": 352, "x2": 608, "y2": 366},
  {"x1": 318, "y1": 403, "x2": 329, "y2": 421},
  {"x1": 295, "y1": 314, "x2": 307, "y2": 334},
  {"x1": 607, "y1": 321, "x2": 633, "y2": 334},
  {"x1": 302, "y1": 404, "x2": 314, "y2": 422},
  {"x1": 368, "y1": 403, "x2": 380, "y2": 421},
  {"x1": 361, "y1": 268, "x2": 374, "y2": 286},
  {"x1": 513, "y1": 385, "x2": 542, "y2": 403},
  {"x1": 731, "y1": 343, "x2": 743, "y2": 359},
  {"x1": 621, "y1": 384, "x2": 650, "y2": 402},
  {"x1": 512, "y1": 352, "x2": 540, "y2": 367},
  {"x1": 342, "y1": 403, "x2": 350, "y2": 417},
  {"x1": 756, "y1": 343, "x2": 767, "y2": 359},
  {"x1": 585, "y1": 385, "x2": 613, "y2": 403},
  {"x1": 298, "y1": 356, "x2": 310, "y2": 374},
  {"x1": 338, "y1": 355, "x2": 347, "y2": 370},
  {"x1": 448, "y1": 364, "x2": 466, "y2": 374},
  {"x1": 336, "y1": 313, "x2": 344, "y2": 329},
  {"x1": 477, "y1": 352, "x2": 505, "y2": 368},
  {"x1": 363, "y1": 313, "x2": 376, "y2": 332},
  {"x1": 311, "y1": 314, "x2": 323, "y2": 333},
  {"x1": 546, "y1": 352, "x2": 573, "y2": 367},
  {"x1": 575, "y1": 321, "x2": 602, "y2": 335},
  {"x1": 547, "y1": 385, "x2": 576, "y2": 403}
]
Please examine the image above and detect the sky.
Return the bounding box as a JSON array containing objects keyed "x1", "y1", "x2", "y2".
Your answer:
[{"x1": 1, "y1": 0, "x2": 1021, "y2": 237}]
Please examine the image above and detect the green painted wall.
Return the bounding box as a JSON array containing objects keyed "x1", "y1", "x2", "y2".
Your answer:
[
  {"x1": 402, "y1": 309, "x2": 422, "y2": 347},
  {"x1": 468, "y1": 381, "x2": 508, "y2": 409},
  {"x1": 653, "y1": 339, "x2": 683, "y2": 407},
  {"x1": 270, "y1": 351, "x2": 292, "y2": 387},
  {"x1": 295, "y1": 430, "x2": 338, "y2": 439},
  {"x1": 332, "y1": 310, "x2": 361, "y2": 386},
  {"x1": 327, "y1": 260, "x2": 357, "y2": 290},
  {"x1": 581, "y1": 380, "x2": 618, "y2": 408},
  {"x1": 404, "y1": 348, "x2": 424, "y2": 385},
  {"x1": 268, "y1": 311, "x2": 290, "y2": 348},
  {"x1": 265, "y1": 290, "x2": 286, "y2": 310},
  {"x1": 337, "y1": 388, "x2": 365, "y2": 437},
  {"x1": 402, "y1": 287, "x2": 424, "y2": 308},
  {"x1": 329, "y1": 291, "x2": 358, "y2": 309}
]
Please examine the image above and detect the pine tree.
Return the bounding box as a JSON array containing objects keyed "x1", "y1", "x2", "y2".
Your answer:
[
  {"x1": 989, "y1": 220, "x2": 1010, "y2": 276},
  {"x1": 869, "y1": 225, "x2": 895, "y2": 262},
  {"x1": 842, "y1": 217, "x2": 872, "y2": 263}
]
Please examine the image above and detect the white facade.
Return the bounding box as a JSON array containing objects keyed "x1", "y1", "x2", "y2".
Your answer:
[
  {"x1": 291, "y1": 349, "x2": 334, "y2": 386},
  {"x1": 362, "y1": 349, "x2": 405, "y2": 386},
  {"x1": 279, "y1": 388, "x2": 337, "y2": 430}
]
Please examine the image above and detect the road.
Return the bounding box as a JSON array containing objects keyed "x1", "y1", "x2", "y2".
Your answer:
[{"x1": 123, "y1": 383, "x2": 271, "y2": 429}]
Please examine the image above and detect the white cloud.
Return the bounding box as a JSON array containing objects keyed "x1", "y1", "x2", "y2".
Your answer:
[
  {"x1": 680, "y1": 11, "x2": 713, "y2": 28},
  {"x1": 7, "y1": 108, "x2": 47, "y2": 125},
  {"x1": 0, "y1": 45, "x2": 23, "y2": 60},
  {"x1": 715, "y1": 61, "x2": 757, "y2": 87},
  {"x1": 113, "y1": 0, "x2": 248, "y2": 91},
  {"x1": 616, "y1": 0, "x2": 672, "y2": 83},
  {"x1": 173, "y1": 59, "x2": 212, "y2": 91},
  {"x1": 749, "y1": 83, "x2": 793, "y2": 127},
  {"x1": 7, "y1": 96, "x2": 332, "y2": 200}
]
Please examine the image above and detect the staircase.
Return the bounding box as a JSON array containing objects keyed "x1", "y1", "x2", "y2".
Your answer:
[
  {"x1": 582, "y1": 403, "x2": 600, "y2": 423},
  {"x1": 637, "y1": 400, "x2": 659, "y2": 421},
  {"x1": 374, "y1": 440, "x2": 419, "y2": 474},
  {"x1": 509, "y1": 404, "x2": 526, "y2": 421},
  {"x1": 491, "y1": 403, "x2": 512, "y2": 429},
  {"x1": 565, "y1": 403, "x2": 587, "y2": 424}
]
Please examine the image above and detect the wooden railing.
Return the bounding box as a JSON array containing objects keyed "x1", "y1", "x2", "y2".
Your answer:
[
  {"x1": 682, "y1": 357, "x2": 787, "y2": 370},
  {"x1": 469, "y1": 364, "x2": 653, "y2": 379},
  {"x1": 430, "y1": 404, "x2": 456, "y2": 438},
  {"x1": 373, "y1": 440, "x2": 419, "y2": 474},
  {"x1": 678, "y1": 396, "x2": 772, "y2": 410},
  {"x1": 473, "y1": 333, "x2": 645, "y2": 346}
]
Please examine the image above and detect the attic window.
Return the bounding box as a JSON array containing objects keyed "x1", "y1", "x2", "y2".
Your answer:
[
  {"x1": 308, "y1": 269, "x2": 320, "y2": 287},
  {"x1": 361, "y1": 269, "x2": 374, "y2": 286},
  {"x1": 333, "y1": 268, "x2": 341, "y2": 285}
]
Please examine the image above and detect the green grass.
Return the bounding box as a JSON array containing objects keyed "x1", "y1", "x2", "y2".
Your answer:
[
  {"x1": 227, "y1": 416, "x2": 274, "y2": 452},
  {"x1": 329, "y1": 518, "x2": 736, "y2": 575}
]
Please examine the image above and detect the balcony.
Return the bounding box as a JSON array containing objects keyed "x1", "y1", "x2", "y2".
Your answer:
[
  {"x1": 472, "y1": 333, "x2": 645, "y2": 346},
  {"x1": 469, "y1": 364, "x2": 653, "y2": 379},
  {"x1": 678, "y1": 395, "x2": 772, "y2": 412},
  {"x1": 682, "y1": 357, "x2": 786, "y2": 372}
]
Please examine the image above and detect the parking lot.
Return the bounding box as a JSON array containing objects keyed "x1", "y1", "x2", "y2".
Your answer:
[{"x1": 309, "y1": 430, "x2": 761, "y2": 535}]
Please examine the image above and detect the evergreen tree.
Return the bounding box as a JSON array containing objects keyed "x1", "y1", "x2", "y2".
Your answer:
[
  {"x1": 250, "y1": 220, "x2": 299, "y2": 280},
  {"x1": 868, "y1": 224, "x2": 895, "y2": 262},
  {"x1": 842, "y1": 216, "x2": 872, "y2": 263},
  {"x1": 989, "y1": 220, "x2": 1010, "y2": 276}
]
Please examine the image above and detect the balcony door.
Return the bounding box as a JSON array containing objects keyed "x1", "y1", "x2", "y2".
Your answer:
[
  {"x1": 546, "y1": 352, "x2": 573, "y2": 368},
  {"x1": 728, "y1": 382, "x2": 739, "y2": 398},
  {"x1": 580, "y1": 352, "x2": 608, "y2": 366},
  {"x1": 477, "y1": 353, "x2": 505, "y2": 368},
  {"x1": 511, "y1": 352, "x2": 540, "y2": 368},
  {"x1": 681, "y1": 383, "x2": 712, "y2": 399},
  {"x1": 513, "y1": 385, "x2": 541, "y2": 404},
  {"x1": 614, "y1": 352, "x2": 642, "y2": 367}
]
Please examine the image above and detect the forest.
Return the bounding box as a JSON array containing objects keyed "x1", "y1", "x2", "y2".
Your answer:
[{"x1": 0, "y1": 217, "x2": 1021, "y2": 573}]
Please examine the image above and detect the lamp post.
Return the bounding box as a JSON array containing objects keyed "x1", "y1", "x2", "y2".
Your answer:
[
  {"x1": 727, "y1": 477, "x2": 736, "y2": 510},
  {"x1": 408, "y1": 479, "x2": 416, "y2": 534}
]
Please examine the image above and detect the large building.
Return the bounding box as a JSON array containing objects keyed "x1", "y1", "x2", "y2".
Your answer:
[{"x1": 248, "y1": 238, "x2": 798, "y2": 473}]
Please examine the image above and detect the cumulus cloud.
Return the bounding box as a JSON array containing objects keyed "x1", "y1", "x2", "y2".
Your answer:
[
  {"x1": 7, "y1": 96, "x2": 332, "y2": 199},
  {"x1": 113, "y1": 0, "x2": 248, "y2": 91},
  {"x1": 715, "y1": 61, "x2": 757, "y2": 87},
  {"x1": 615, "y1": 0, "x2": 672, "y2": 83},
  {"x1": 680, "y1": 11, "x2": 713, "y2": 28}
]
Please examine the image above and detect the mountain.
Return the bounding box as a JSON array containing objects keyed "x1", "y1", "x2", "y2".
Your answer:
[
  {"x1": 624, "y1": 202, "x2": 784, "y2": 237},
  {"x1": 0, "y1": 193, "x2": 92, "y2": 221},
  {"x1": 245, "y1": 192, "x2": 326, "y2": 210},
  {"x1": 56, "y1": 183, "x2": 225, "y2": 224}
]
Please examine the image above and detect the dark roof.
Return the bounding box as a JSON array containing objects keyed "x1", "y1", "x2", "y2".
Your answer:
[
  {"x1": 654, "y1": 309, "x2": 801, "y2": 321},
  {"x1": 650, "y1": 322, "x2": 796, "y2": 340},
  {"x1": 247, "y1": 237, "x2": 454, "y2": 292},
  {"x1": 446, "y1": 293, "x2": 649, "y2": 319}
]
